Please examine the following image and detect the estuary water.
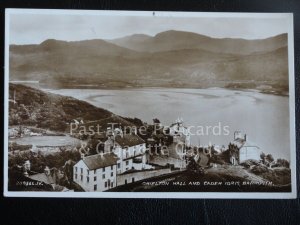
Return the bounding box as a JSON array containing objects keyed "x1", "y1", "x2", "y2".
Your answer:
[{"x1": 47, "y1": 88, "x2": 290, "y2": 160}]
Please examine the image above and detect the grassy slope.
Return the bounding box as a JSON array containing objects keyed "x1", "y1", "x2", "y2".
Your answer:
[{"x1": 9, "y1": 83, "x2": 138, "y2": 132}]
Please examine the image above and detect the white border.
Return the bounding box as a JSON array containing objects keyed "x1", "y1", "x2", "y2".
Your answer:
[{"x1": 4, "y1": 9, "x2": 297, "y2": 199}]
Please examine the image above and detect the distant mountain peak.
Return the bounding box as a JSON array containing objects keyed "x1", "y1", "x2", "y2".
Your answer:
[
  {"x1": 39, "y1": 39, "x2": 69, "y2": 50},
  {"x1": 40, "y1": 39, "x2": 67, "y2": 45},
  {"x1": 110, "y1": 33, "x2": 152, "y2": 42},
  {"x1": 154, "y1": 30, "x2": 210, "y2": 39},
  {"x1": 130, "y1": 33, "x2": 152, "y2": 38}
]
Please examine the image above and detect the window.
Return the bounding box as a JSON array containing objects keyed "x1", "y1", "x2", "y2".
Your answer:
[
  {"x1": 111, "y1": 172, "x2": 113, "y2": 177},
  {"x1": 94, "y1": 176, "x2": 97, "y2": 181},
  {"x1": 126, "y1": 161, "x2": 129, "y2": 166},
  {"x1": 94, "y1": 169, "x2": 96, "y2": 174},
  {"x1": 111, "y1": 182, "x2": 113, "y2": 188},
  {"x1": 132, "y1": 177, "x2": 135, "y2": 183},
  {"x1": 81, "y1": 168, "x2": 83, "y2": 173},
  {"x1": 105, "y1": 182, "x2": 107, "y2": 188},
  {"x1": 87, "y1": 170, "x2": 89, "y2": 175},
  {"x1": 102, "y1": 174, "x2": 105, "y2": 179},
  {"x1": 117, "y1": 163, "x2": 120, "y2": 169},
  {"x1": 111, "y1": 165, "x2": 113, "y2": 170},
  {"x1": 75, "y1": 167, "x2": 77, "y2": 172},
  {"x1": 102, "y1": 167, "x2": 105, "y2": 172},
  {"x1": 87, "y1": 176, "x2": 89, "y2": 183},
  {"x1": 94, "y1": 185, "x2": 97, "y2": 191},
  {"x1": 75, "y1": 174, "x2": 77, "y2": 180},
  {"x1": 81, "y1": 175, "x2": 83, "y2": 181},
  {"x1": 125, "y1": 179, "x2": 127, "y2": 184}
]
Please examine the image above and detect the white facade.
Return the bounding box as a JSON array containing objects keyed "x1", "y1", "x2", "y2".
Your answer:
[
  {"x1": 169, "y1": 119, "x2": 191, "y2": 147},
  {"x1": 73, "y1": 133, "x2": 155, "y2": 192},
  {"x1": 231, "y1": 132, "x2": 261, "y2": 164},
  {"x1": 239, "y1": 146, "x2": 260, "y2": 163},
  {"x1": 113, "y1": 143, "x2": 147, "y2": 174},
  {"x1": 73, "y1": 160, "x2": 117, "y2": 192}
]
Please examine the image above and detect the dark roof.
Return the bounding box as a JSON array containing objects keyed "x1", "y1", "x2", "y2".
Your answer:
[
  {"x1": 115, "y1": 134, "x2": 145, "y2": 148},
  {"x1": 92, "y1": 133, "x2": 108, "y2": 142},
  {"x1": 83, "y1": 153, "x2": 118, "y2": 170}
]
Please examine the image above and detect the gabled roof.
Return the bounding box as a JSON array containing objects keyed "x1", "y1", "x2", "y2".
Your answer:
[
  {"x1": 115, "y1": 134, "x2": 145, "y2": 148},
  {"x1": 232, "y1": 138, "x2": 259, "y2": 149},
  {"x1": 82, "y1": 153, "x2": 118, "y2": 170},
  {"x1": 29, "y1": 173, "x2": 55, "y2": 185}
]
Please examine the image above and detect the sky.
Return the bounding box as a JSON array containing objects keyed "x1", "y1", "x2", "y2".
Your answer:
[{"x1": 8, "y1": 11, "x2": 290, "y2": 45}]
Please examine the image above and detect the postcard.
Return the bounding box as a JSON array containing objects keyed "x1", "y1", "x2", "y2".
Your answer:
[{"x1": 4, "y1": 9, "x2": 296, "y2": 198}]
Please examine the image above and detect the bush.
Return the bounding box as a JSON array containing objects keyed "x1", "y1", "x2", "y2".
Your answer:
[
  {"x1": 240, "y1": 159, "x2": 260, "y2": 168},
  {"x1": 251, "y1": 165, "x2": 269, "y2": 174}
]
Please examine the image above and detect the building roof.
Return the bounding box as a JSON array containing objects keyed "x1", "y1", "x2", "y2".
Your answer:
[
  {"x1": 92, "y1": 132, "x2": 108, "y2": 142},
  {"x1": 29, "y1": 173, "x2": 55, "y2": 185},
  {"x1": 83, "y1": 153, "x2": 118, "y2": 170},
  {"x1": 115, "y1": 134, "x2": 145, "y2": 148},
  {"x1": 232, "y1": 138, "x2": 260, "y2": 149}
]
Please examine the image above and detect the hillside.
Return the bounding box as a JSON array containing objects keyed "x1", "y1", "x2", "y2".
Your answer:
[
  {"x1": 9, "y1": 30, "x2": 288, "y2": 90},
  {"x1": 109, "y1": 30, "x2": 287, "y2": 55},
  {"x1": 9, "y1": 83, "x2": 139, "y2": 132}
]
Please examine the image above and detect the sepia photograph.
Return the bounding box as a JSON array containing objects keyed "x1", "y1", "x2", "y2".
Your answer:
[{"x1": 4, "y1": 9, "x2": 296, "y2": 198}]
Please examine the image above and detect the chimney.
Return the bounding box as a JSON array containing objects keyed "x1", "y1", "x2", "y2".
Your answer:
[{"x1": 81, "y1": 153, "x2": 85, "y2": 159}]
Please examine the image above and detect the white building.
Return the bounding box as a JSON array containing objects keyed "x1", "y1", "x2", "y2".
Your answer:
[
  {"x1": 73, "y1": 152, "x2": 118, "y2": 192},
  {"x1": 229, "y1": 131, "x2": 261, "y2": 164},
  {"x1": 113, "y1": 134, "x2": 149, "y2": 174},
  {"x1": 103, "y1": 129, "x2": 150, "y2": 174},
  {"x1": 168, "y1": 118, "x2": 191, "y2": 147},
  {"x1": 74, "y1": 131, "x2": 154, "y2": 192}
]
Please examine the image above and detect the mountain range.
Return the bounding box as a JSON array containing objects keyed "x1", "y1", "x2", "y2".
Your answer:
[
  {"x1": 9, "y1": 30, "x2": 289, "y2": 91},
  {"x1": 109, "y1": 30, "x2": 287, "y2": 55}
]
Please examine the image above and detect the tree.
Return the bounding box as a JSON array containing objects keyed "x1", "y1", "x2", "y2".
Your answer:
[
  {"x1": 276, "y1": 158, "x2": 290, "y2": 168},
  {"x1": 86, "y1": 138, "x2": 103, "y2": 155},
  {"x1": 260, "y1": 152, "x2": 266, "y2": 164},
  {"x1": 266, "y1": 154, "x2": 274, "y2": 168},
  {"x1": 187, "y1": 157, "x2": 204, "y2": 175},
  {"x1": 153, "y1": 118, "x2": 160, "y2": 124}
]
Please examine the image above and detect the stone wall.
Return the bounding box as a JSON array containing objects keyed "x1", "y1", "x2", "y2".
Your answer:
[{"x1": 117, "y1": 168, "x2": 171, "y2": 186}]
